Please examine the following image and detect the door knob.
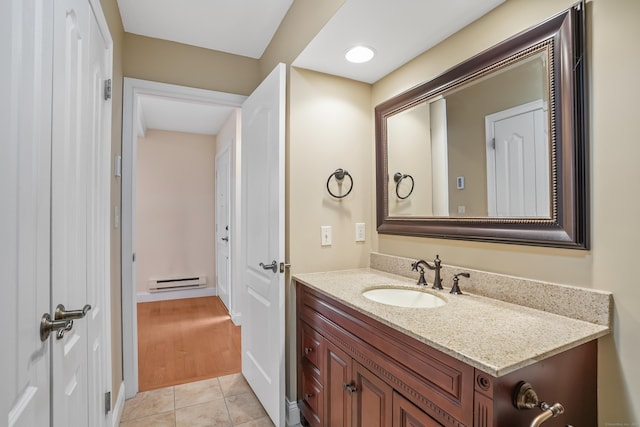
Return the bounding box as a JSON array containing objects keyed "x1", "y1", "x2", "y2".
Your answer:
[
  {"x1": 40, "y1": 304, "x2": 91, "y2": 341},
  {"x1": 55, "y1": 304, "x2": 91, "y2": 321},
  {"x1": 221, "y1": 236, "x2": 229, "y2": 242},
  {"x1": 40, "y1": 313, "x2": 72, "y2": 341},
  {"x1": 259, "y1": 260, "x2": 278, "y2": 273},
  {"x1": 342, "y1": 383, "x2": 358, "y2": 395}
]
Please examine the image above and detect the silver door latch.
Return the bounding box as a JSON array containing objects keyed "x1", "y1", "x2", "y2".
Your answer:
[
  {"x1": 259, "y1": 260, "x2": 278, "y2": 273},
  {"x1": 40, "y1": 304, "x2": 92, "y2": 341}
]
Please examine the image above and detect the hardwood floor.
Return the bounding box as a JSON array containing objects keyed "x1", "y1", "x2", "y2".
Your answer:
[{"x1": 137, "y1": 296, "x2": 241, "y2": 392}]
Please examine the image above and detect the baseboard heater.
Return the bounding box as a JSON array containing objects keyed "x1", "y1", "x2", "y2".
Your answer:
[{"x1": 148, "y1": 275, "x2": 207, "y2": 292}]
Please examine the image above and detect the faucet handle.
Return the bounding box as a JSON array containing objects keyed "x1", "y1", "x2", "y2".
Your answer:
[
  {"x1": 451, "y1": 272, "x2": 470, "y2": 295},
  {"x1": 411, "y1": 260, "x2": 429, "y2": 286}
]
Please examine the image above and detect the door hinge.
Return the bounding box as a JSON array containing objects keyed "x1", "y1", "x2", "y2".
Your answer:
[
  {"x1": 132, "y1": 252, "x2": 136, "y2": 262},
  {"x1": 104, "y1": 79, "x2": 112, "y2": 100},
  {"x1": 105, "y1": 391, "x2": 111, "y2": 414}
]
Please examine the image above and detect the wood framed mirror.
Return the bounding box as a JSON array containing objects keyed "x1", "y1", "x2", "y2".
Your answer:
[{"x1": 375, "y1": 3, "x2": 588, "y2": 249}]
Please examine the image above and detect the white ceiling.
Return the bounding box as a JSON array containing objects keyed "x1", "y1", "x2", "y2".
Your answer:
[
  {"x1": 293, "y1": 0, "x2": 505, "y2": 84},
  {"x1": 117, "y1": 0, "x2": 294, "y2": 59},
  {"x1": 137, "y1": 95, "x2": 236, "y2": 137},
  {"x1": 120, "y1": 0, "x2": 504, "y2": 135}
]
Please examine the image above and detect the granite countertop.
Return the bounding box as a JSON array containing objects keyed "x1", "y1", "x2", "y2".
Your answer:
[{"x1": 293, "y1": 268, "x2": 610, "y2": 377}]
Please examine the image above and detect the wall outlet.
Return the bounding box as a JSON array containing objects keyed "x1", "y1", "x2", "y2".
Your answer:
[
  {"x1": 355, "y1": 222, "x2": 365, "y2": 242},
  {"x1": 321, "y1": 226, "x2": 332, "y2": 246}
]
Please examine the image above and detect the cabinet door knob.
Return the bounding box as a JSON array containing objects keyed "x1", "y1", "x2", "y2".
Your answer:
[
  {"x1": 343, "y1": 383, "x2": 358, "y2": 395},
  {"x1": 304, "y1": 392, "x2": 314, "y2": 399},
  {"x1": 304, "y1": 347, "x2": 314, "y2": 355}
]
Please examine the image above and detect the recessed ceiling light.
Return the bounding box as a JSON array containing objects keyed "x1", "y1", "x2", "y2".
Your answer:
[{"x1": 345, "y1": 46, "x2": 375, "y2": 64}]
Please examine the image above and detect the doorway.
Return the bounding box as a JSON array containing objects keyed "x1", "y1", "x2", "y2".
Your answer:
[
  {"x1": 122, "y1": 65, "x2": 287, "y2": 426},
  {"x1": 121, "y1": 78, "x2": 246, "y2": 398}
]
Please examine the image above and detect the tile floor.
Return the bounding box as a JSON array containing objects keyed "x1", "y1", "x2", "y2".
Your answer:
[{"x1": 120, "y1": 373, "x2": 274, "y2": 427}]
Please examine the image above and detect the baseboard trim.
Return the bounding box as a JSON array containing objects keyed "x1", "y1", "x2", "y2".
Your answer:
[
  {"x1": 286, "y1": 396, "x2": 301, "y2": 427},
  {"x1": 230, "y1": 311, "x2": 242, "y2": 326},
  {"x1": 111, "y1": 381, "x2": 125, "y2": 427},
  {"x1": 136, "y1": 286, "x2": 217, "y2": 303}
]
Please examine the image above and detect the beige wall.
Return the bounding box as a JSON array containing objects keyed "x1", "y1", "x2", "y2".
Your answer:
[
  {"x1": 135, "y1": 130, "x2": 216, "y2": 293},
  {"x1": 372, "y1": 0, "x2": 640, "y2": 423},
  {"x1": 99, "y1": 0, "x2": 124, "y2": 407},
  {"x1": 386, "y1": 103, "x2": 433, "y2": 216},
  {"x1": 288, "y1": 67, "x2": 374, "y2": 396},
  {"x1": 289, "y1": 68, "x2": 373, "y2": 273},
  {"x1": 123, "y1": 33, "x2": 261, "y2": 96}
]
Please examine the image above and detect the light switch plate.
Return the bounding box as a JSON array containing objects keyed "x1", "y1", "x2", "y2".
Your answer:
[
  {"x1": 321, "y1": 226, "x2": 332, "y2": 246},
  {"x1": 355, "y1": 223, "x2": 365, "y2": 242}
]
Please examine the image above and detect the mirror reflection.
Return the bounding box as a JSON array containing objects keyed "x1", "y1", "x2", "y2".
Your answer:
[{"x1": 386, "y1": 50, "x2": 550, "y2": 218}]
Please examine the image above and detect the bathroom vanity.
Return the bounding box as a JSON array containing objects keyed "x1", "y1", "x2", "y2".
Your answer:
[{"x1": 294, "y1": 268, "x2": 610, "y2": 427}]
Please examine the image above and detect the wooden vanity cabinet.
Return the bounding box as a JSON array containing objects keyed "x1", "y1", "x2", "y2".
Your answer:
[
  {"x1": 296, "y1": 281, "x2": 598, "y2": 427},
  {"x1": 297, "y1": 282, "x2": 470, "y2": 427}
]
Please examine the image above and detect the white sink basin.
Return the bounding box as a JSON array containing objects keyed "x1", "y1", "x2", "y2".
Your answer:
[{"x1": 362, "y1": 288, "x2": 446, "y2": 308}]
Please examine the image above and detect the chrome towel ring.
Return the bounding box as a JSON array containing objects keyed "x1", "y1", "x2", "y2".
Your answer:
[
  {"x1": 327, "y1": 168, "x2": 354, "y2": 198},
  {"x1": 393, "y1": 172, "x2": 414, "y2": 199}
]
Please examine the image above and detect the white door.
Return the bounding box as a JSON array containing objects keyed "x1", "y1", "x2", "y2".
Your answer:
[
  {"x1": 216, "y1": 147, "x2": 232, "y2": 310},
  {"x1": 1, "y1": 0, "x2": 54, "y2": 425},
  {"x1": 241, "y1": 64, "x2": 286, "y2": 426},
  {"x1": 2, "y1": 0, "x2": 112, "y2": 424},
  {"x1": 51, "y1": 0, "x2": 112, "y2": 425},
  {"x1": 486, "y1": 100, "x2": 549, "y2": 217}
]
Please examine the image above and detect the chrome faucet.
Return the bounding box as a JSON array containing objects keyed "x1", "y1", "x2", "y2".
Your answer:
[{"x1": 410, "y1": 255, "x2": 443, "y2": 290}]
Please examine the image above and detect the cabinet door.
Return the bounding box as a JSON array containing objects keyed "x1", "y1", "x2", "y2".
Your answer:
[
  {"x1": 325, "y1": 341, "x2": 352, "y2": 427},
  {"x1": 352, "y1": 361, "x2": 393, "y2": 427},
  {"x1": 301, "y1": 365, "x2": 324, "y2": 427},
  {"x1": 302, "y1": 322, "x2": 324, "y2": 372},
  {"x1": 393, "y1": 392, "x2": 443, "y2": 427}
]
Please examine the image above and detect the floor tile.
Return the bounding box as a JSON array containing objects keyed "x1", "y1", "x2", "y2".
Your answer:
[
  {"x1": 121, "y1": 387, "x2": 175, "y2": 422},
  {"x1": 225, "y1": 392, "x2": 267, "y2": 425},
  {"x1": 218, "y1": 373, "x2": 252, "y2": 397},
  {"x1": 175, "y1": 399, "x2": 232, "y2": 427},
  {"x1": 120, "y1": 411, "x2": 175, "y2": 427},
  {"x1": 233, "y1": 416, "x2": 275, "y2": 427},
  {"x1": 174, "y1": 377, "x2": 224, "y2": 409}
]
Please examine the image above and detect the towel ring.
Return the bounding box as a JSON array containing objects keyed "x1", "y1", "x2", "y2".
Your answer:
[
  {"x1": 327, "y1": 168, "x2": 354, "y2": 199},
  {"x1": 393, "y1": 172, "x2": 414, "y2": 199}
]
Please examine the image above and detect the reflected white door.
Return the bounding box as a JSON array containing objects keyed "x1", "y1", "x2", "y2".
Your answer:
[
  {"x1": 486, "y1": 100, "x2": 549, "y2": 217},
  {"x1": 1, "y1": 0, "x2": 54, "y2": 425},
  {"x1": 51, "y1": 0, "x2": 112, "y2": 425},
  {"x1": 240, "y1": 64, "x2": 286, "y2": 426},
  {"x1": 216, "y1": 147, "x2": 232, "y2": 310}
]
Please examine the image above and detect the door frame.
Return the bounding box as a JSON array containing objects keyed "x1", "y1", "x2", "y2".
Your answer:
[
  {"x1": 215, "y1": 145, "x2": 233, "y2": 312},
  {"x1": 121, "y1": 78, "x2": 246, "y2": 397}
]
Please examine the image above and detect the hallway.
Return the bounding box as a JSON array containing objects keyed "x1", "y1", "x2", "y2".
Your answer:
[{"x1": 137, "y1": 296, "x2": 241, "y2": 391}]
